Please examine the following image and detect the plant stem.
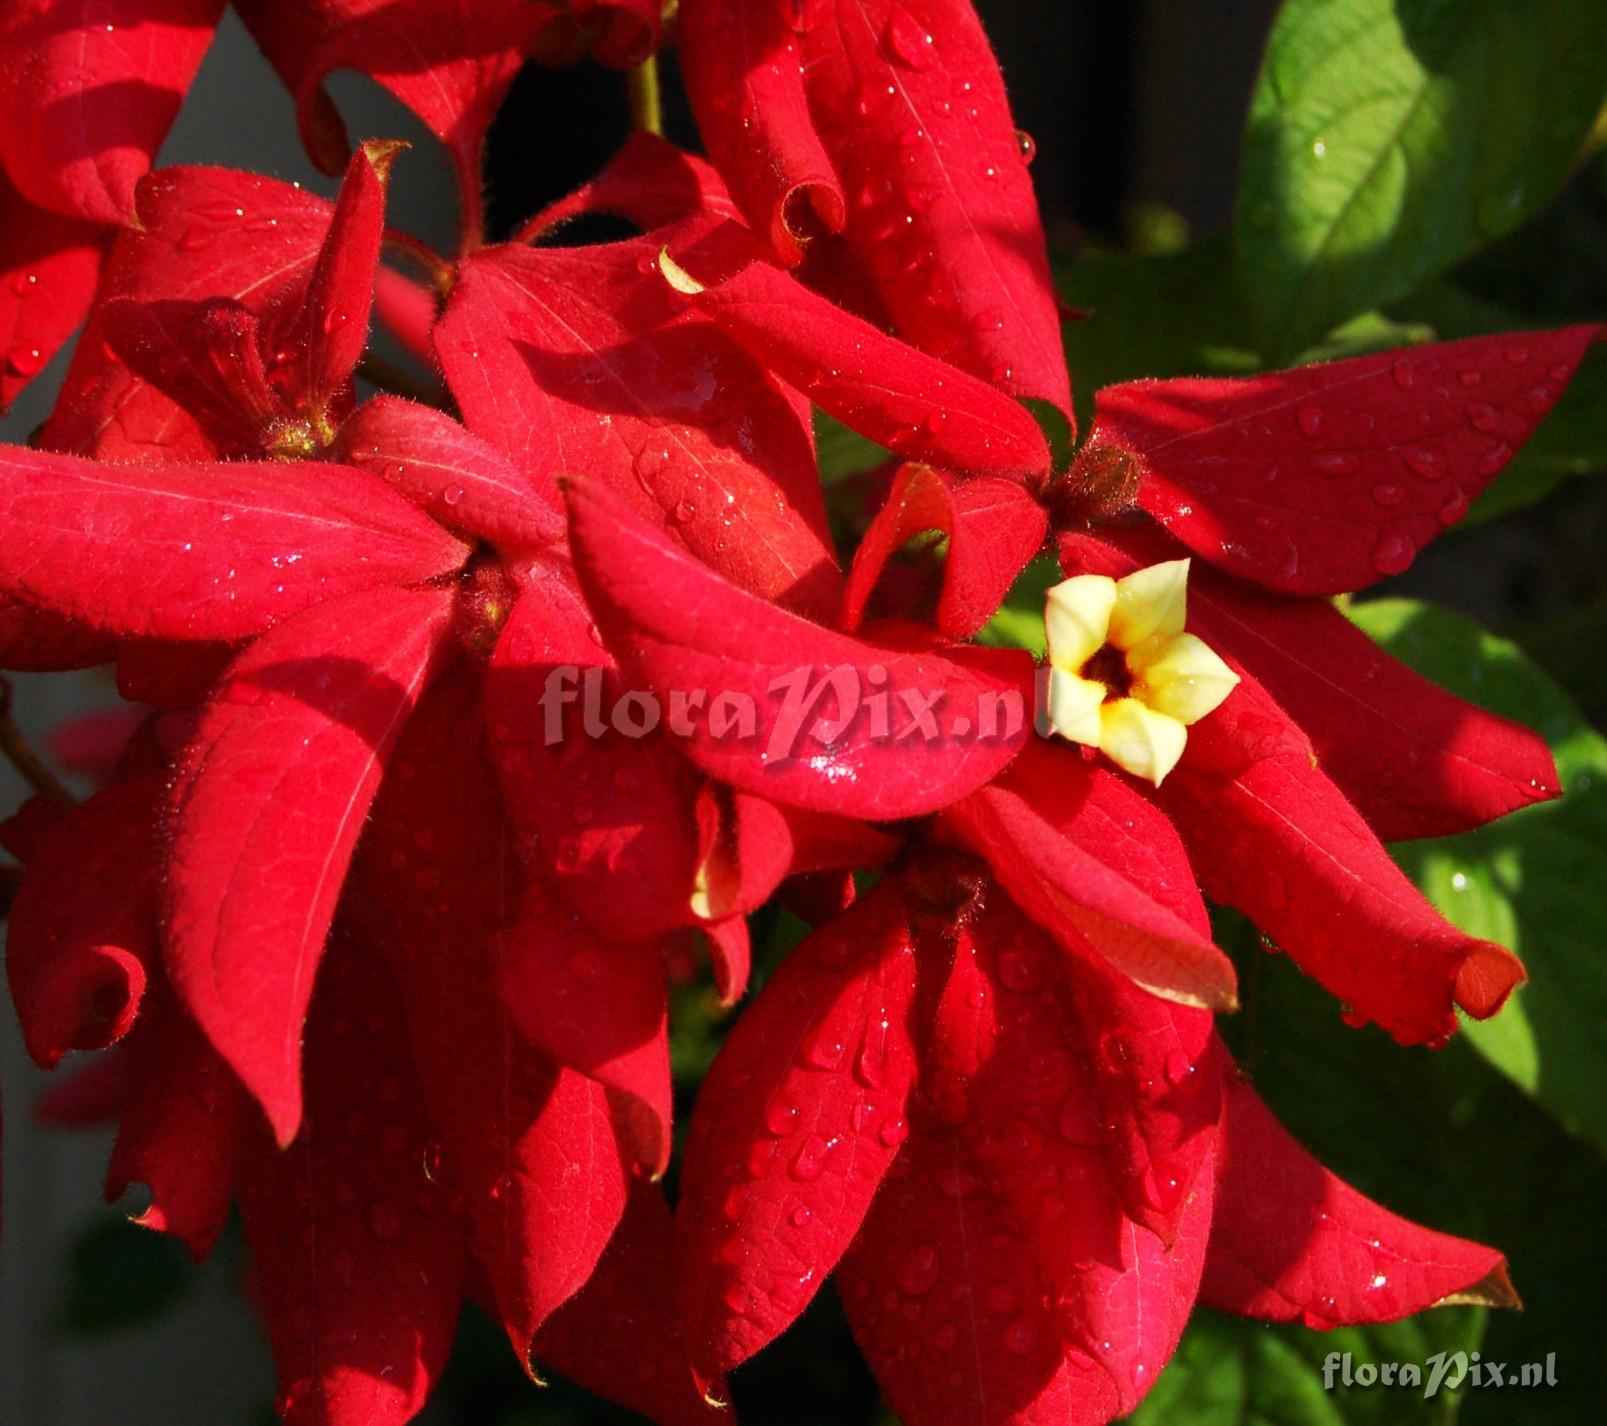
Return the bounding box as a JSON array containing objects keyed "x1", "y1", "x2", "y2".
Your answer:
[
  {"x1": 0, "y1": 679, "x2": 72, "y2": 807},
  {"x1": 629, "y1": 55, "x2": 663, "y2": 136}
]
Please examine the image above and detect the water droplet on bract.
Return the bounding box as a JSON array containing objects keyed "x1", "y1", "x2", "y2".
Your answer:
[
  {"x1": 1504, "y1": 344, "x2": 1530, "y2": 365},
  {"x1": 634, "y1": 446, "x2": 671, "y2": 485},
  {"x1": 722, "y1": 1183, "x2": 751, "y2": 1220},
  {"x1": 1338, "y1": 1003, "x2": 1368, "y2": 1029},
  {"x1": 1016, "y1": 130, "x2": 1036, "y2": 165},
  {"x1": 322, "y1": 308, "x2": 350, "y2": 335},
  {"x1": 1466, "y1": 403, "x2": 1499, "y2": 432},
  {"x1": 1310, "y1": 451, "x2": 1360, "y2": 476},
  {"x1": 1458, "y1": 368, "x2": 1483, "y2": 387},
  {"x1": 1371, "y1": 481, "x2": 1402, "y2": 507},
  {"x1": 789, "y1": 1135, "x2": 829, "y2": 1182},
  {"x1": 786, "y1": 0, "x2": 830, "y2": 30},
  {"x1": 177, "y1": 225, "x2": 214, "y2": 252},
  {"x1": 8, "y1": 271, "x2": 35, "y2": 295},
  {"x1": 1437, "y1": 487, "x2": 1470, "y2": 525},
  {"x1": 883, "y1": 6, "x2": 935, "y2": 69},
  {"x1": 1391, "y1": 358, "x2": 1417, "y2": 390},
  {"x1": 1004, "y1": 1316, "x2": 1039, "y2": 1355},
  {"x1": 789, "y1": 1204, "x2": 813, "y2": 1228},
  {"x1": 764, "y1": 1097, "x2": 800, "y2": 1136},
  {"x1": 1400, "y1": 446, "x2": 1442, "y2": 480},
  {"x1": 997, "y1": 950, "x2": 1040, "y2": 992},
  {"x1": 935, "y1": 1323, "x2": 960, "y2": 1351},
  {"x1": 5, "y1": 346, "x2": 42, "y2": 378},
  {"x1": 897, "y1": 1244, "x2": 941, "y2": 1296},
  {"x1": 803, "y1": 1030, "x2": 845, "y2": 1070},
  {"x1": 878, "y1": 1115, "x2": 909, "y2": 1148},
  {"x1": 1163, "y1": 1050, "x2": 1195, "y2": 1088},
  {"x1": 367, "y1": 1199, "x2": 403, "y2": 1241},
  {"x1": 1296, "y1": 402, "x2": 1323, "y2": 437},
  {"x1": 1370, "y1": 528, "x2": 1414, "y2": 576},
  {"x1": 672, "y1": 499, "x2": 697, "y2": 524},
  {"x1": 442, "y1": 483, "x2": 464, "y2": 507}
]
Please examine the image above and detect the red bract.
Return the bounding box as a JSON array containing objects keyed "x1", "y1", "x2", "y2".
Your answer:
[
  {"x1": 679, "y1": 0, "x2": 1072, "y2": 420},
  {"x1": 0, "y1": 4, "x2": 1588, "y2": 1424}
]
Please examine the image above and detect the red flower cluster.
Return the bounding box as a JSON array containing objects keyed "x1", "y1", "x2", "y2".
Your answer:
[{"x1": 0, "y1": 2, "x2": 1595, "y2": 1424}]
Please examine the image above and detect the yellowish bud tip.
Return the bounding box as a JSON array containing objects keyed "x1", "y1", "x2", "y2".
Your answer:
[{"x1": 658, "y1": 247, "x2": 705, "y2": 296}]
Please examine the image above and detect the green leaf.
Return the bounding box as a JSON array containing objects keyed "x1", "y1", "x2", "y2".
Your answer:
[
  {"x1": 58, "y1": 1213, "x2": 192, "y2": 1336},
  {"x1": 1237, "y1": 0, "x2": 1607, "y2": 359},
  {"x1": 974, "y1": 553, "x2": 1060, "y2": 657},
  {"x1": 814, "y1": 410, "x2": 889, "y2": 483},
  {"x1": 1130, "y1": 1307, "x2": 1486, "y2": 1426},
  {"x1": 1347, "y1": 598, "x2": 1607, "y2": 1155}
]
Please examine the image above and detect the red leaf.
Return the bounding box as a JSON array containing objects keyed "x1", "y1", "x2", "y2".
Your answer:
[
  {"x1": 43, "y1": 166, "x2": 338, "y2": 460},
  {"x1": 567, "y1": 475, "x2": 1033, "y2": 819},
  {"x1": 237, "y1": 942, "x2": 466, "y2": 1426},
  {"x1": 1159, "y1": 714, "x2": 1524, "y2": 1045},
  {"x1": 337, "y1": 395, "x2": 565, "y2": 552},
  {"x1": 916, "y1": 892, "x2": 1215, "y2": 1412},
  {"x1": 105, "y1": 981, "x2": 251, "y2": 1259},
  {"x1": 678, "y1": 0, "x2": 844, "y2": 263},
  {"x1": 790, "y1": 0, "x2": 1072, "y2": 420},
  {"x1": 1202, "y1": 1055, "x2": 1517, "y2": 1325},
  {"x1": 676, "y1": 881, "x2": 919, "y2": 1385},
  {"x1": 938, "y1": 739, "x2": 1238, "y2": 1011},
  {"x1": 116, "y1": 640, "x2": 236, "y2": 709},
  {"x1": 0, "y1": 0, "x2": 223, "y2": 224},
  {"x1": 34, "y1": 1050, "x2": 130, "y2": 1127},
  {"x1": 0, "y1": 444, "x2": 466, "y2": 640},
  {"x1": 6, "y1": 778, "x2": 158, "y2": 1066},
  {"x1": 0, "y1": 167, "x2": 104, "y2": 412},
  {"x1": 436, "y1": 234, "x2": 843, "y2": 617},
  {"x1": 661, "y1": 224, "x2": 1053, "y2": 478},
  {"x1": 534, "y1": 1184, "x2": 728, "y2": 1426},
  {"x1": 165, "y1": 585, "x2": 455, "y2": 1143},
  {"x1": 497, "y1": 885, "x2": 673, "y2": 1178},
  {"x1": 486, "y1": 584, "x2": 705, "y2": 943},
  {"x1": 568, "y1": 0, "x2": 662, "y2": 69},
  {"x1": 838, "y1": 1124, "x2": 1123, "y2": 1426},
  {"x1": 843, "y1": 463, "x2": 1046, "y2": 637},
  {"x1": 233, "y1": 0, "x2": 543, "y2": 234},
  {"x1": 276, "y1": 140, "x2": 403, "y2": 425},
  {"x1": 1094, "y1": 326, "x2": 1604, "y2": 595},
  {"x1": 522, "y1": 131, "x2": 742, "y2": 242},
  {"x1": 0, "y1": 595, "x2": 115, "y2": 671},
  {"x1": 1187, "y1": 568, "x2": 1559, "y2": 839},
  {"x1": 345, "y1": 668, "x2": 630, "y2": 1359}
]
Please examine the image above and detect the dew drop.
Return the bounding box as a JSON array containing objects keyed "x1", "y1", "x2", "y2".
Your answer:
[
  {"x1": 1391, "y1": 357, "x2": 1417, "y2": 390},
  {"x1": 1371, "y1": 480, "x2": 1402, "y2": 507},
  {"x1": 897, "y1": 1244, "x2": 941, "y2": 1296},
  {"x1": 1310, "y1": 451, "x2": 1360, "y2": 476},
  {"x1": 1015, "y1": 129, "x2": 1036, "y2": 165},
  {"x1": 1400, "y1": 446, "x2": 1442, "y2": 481},
  {"x1": 1296, "y1": 402, "x2": 1323, "y2": 437},
  {"x1": 442, "y1": 483, "x2": 464, "y2": 507},
  {"x1": 367, "y1": 1198, "x2": 403, "y2": 1241},
  {"x1": 1458, "y1": 368, "x2": 1483, "y2": 387},
  {"x1": 882, "y1": 6, "x2": 935, "y2": 69},
  {"x1": 1163, "y1": 1050, "x2": 1195, "y2": 1088},
  {"x1": 789, "y1": 1135, "x2": 829, "y2": 1182},
  {"x1": 1437, "y1": 486, "x2": 1470, "y2": 525},
  {"x1": 1369, "y1": 528, "x2": 1414, "y2": 576},
  {"x1": 878, "y1": 1115, "x2": 909, "y2": 1148},
  {"x1": 803, "y1": 1030, "x2": 846, "y2": 1071},
  {"x1": 177, "y1": 225, "x2": 214, "y2": 252},
  {"x1": 1003, "y1": 1316, "x2": 1039, "y2": 1356},
  {"x1": 789, "y1": 1204, "x2": 814, "y2": 1229},
  {"x1": 935, "y1": 1323, "x2": 960, "y2": 1351},
  {"x1": 997, "y1": 950, "x2": 1040, "y2": 992},
  {"x1": 764, "y1": 1096, "x2": 801, "y2": 1136},
  {"x1": 1467, "y1": 402, "x2": 1500, "y2": 432},
  {"x1": 672, "y1": 498, "x2": 697, "y2": 524},
  {"x1": 1504, "y1": 343, "x2": 1530, "y2": 366}
]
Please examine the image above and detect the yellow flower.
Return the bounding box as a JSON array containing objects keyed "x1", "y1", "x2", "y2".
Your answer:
[{"x1": 1043, "y1": 558, "x2": 1239, "y2": 786}]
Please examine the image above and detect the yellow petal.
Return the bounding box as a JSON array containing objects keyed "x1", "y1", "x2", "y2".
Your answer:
[
  {"x1": 1110, "y1": 558, "x2": 1189, "y2": 650},
  {"x1": 1098, "y1": 698, "x2": 1188, "y2": 786},
  {"x1": 1048, "y1": 668, "x2": 1106, "y2": 745},
  {"x1": 1044, "y1": 575, "x2": 1116, "y2": 671},
  {"x1": 1132, "y1": 632, "x2": 1241, "y2": 725}
]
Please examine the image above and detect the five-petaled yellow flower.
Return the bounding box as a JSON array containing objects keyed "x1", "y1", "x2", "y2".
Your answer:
[{"x1": 1044, "y1": 559, "x2": 1240, "y2": 786}]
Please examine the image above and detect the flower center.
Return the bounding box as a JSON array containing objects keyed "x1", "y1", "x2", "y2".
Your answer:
[{"x1": 1080, "y1": 644, "x2": 1132, "y2": 700}]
